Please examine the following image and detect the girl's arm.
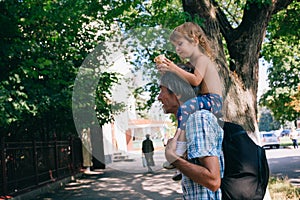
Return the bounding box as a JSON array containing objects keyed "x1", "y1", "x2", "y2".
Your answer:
[{"x1": 159, "y1": 58, "x2": 207, "y2": 86}]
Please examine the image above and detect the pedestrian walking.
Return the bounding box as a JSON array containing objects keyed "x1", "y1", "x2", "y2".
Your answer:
[
  {"x1": 142, "y1": 134, "x2": 155, "y2": 172},
  {"x1": 290, "y1": 127, "x2": 299, "y2": 149}
]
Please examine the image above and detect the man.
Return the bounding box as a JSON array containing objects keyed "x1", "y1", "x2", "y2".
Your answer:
[
  {"x1": 142, "y1": 134, "x2": 155, "y2": 172},
  {"x1": 290, "y1": 127, "x2": 299, "y2": 149},
  {"x1": 158, "y1": 72, "x2": 224, "y2": 199}
]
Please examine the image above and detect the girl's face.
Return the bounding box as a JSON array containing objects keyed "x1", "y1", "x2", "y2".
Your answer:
[{"x1": 171, "y1": 37, "x2": 197, "y2": 59}]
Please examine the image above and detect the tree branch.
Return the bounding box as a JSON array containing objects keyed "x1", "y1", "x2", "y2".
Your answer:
[
  {"x1": 227, "y1": 0, "x2": 293, "y2": 61},
  {"x1": 273, "y1": 0, "x2": 294, "y2": 14},
  {"x1": 211, "y1": 0, "x2": 234, "y2": 43}
]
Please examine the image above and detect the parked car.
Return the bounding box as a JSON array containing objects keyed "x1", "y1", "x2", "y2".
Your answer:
[{"x1": 260, "y1": 131, "x2": 280, "y2": 149}]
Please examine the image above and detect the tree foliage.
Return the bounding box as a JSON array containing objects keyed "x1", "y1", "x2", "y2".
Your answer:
[
  {"x1": 101, "y1": 0, "x2": 296, "y2": 132},
  {"x1": 1, "y1": 0, "x2": 298, "y2": 141},
  {"x1": 0, "y1": 0, "x2": 116, "y2": 140},
  {"x1": 260, "y1": 2, "x2": 300, "y2": 123},
  {"x1": 258, "y1": 108, "x2": 280, "y2": 131}
]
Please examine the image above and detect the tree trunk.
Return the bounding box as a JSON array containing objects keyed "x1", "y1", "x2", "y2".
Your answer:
[{"x1": 182, "y1": 0, "x2": 293, "y2": 138}]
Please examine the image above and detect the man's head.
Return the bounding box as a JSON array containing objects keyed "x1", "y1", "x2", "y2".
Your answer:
[{"x1": 158, "y1": 72, "x2": 195, "y2": 115}]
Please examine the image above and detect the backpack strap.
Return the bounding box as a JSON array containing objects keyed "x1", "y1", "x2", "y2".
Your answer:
[{"x1": 257, "y1": 147, "x2": 263, "y2": 183}]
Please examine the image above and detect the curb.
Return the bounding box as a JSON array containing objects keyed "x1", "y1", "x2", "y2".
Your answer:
[{"x1": 11, "y1": 173, "x2": 83, "y2": 200}]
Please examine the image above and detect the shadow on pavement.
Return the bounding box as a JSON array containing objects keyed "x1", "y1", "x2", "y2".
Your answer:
[{"x1": 31, "y1": 168, "x2": 182, "y2": 200}]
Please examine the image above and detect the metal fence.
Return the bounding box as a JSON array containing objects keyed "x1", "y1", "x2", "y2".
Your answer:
[{"x1": 0, "y1": 137, "x2": 83, "y2": 197}]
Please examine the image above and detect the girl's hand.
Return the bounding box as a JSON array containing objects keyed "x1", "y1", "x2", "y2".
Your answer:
[
  {"x1": 157, "y1": 58, "x2": 176, "y2": 73},
  {"x1": 162, "y1": 58, "x2": 176, "y2": 72},
  {"x1": 155, "y1": 55, "x2": 167, "y2": 74},
  {"x1": 156, "y1": 63, "x2": 167, "y2": 74}
]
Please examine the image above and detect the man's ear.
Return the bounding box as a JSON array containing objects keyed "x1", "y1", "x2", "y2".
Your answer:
[{"x1": 175, "y1": 94, "x2": 182, "y2": 104}]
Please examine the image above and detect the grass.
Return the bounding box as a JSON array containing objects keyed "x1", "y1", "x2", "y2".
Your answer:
[
  {"x1": 268, "y1": 136, "x2": 300, "y2": 199},
  {"x1": 269, "y1": 177, "x2": 300, "y2": 200}
]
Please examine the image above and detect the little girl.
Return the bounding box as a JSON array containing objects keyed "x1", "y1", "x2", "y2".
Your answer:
[{"x1": 155, "y1": 22, "x2": 223, "y2": 180}]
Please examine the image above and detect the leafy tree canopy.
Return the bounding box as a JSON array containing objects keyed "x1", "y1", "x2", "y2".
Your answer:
[
  {"x1": 260, "y1": 2, "x2": 300, "y2": 123},
  {"x1": 1, "y1": 0, "x2": 298, "y2": 141},
  {"x1": 258, "y1": 108, "x2": 280, "y2": 131},
  {"x1": 0, "y1": 0, "x2": 118, "y2": 140},
  {"x1": 99, "y1": 0, "x2": 299, "y2": 127}
]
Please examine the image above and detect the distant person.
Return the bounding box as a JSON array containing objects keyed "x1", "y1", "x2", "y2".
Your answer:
[
  {"x1": 290, "y1": 127, "x2": 299, "y2": 149},
  {"x1": 142, "y1": 134, "x2": 155, "y2": 172}
]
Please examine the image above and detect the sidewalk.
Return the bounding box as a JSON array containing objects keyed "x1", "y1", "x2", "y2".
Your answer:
[{"x1": 13, "y1": 150, "x2": 183, "y2": 200}]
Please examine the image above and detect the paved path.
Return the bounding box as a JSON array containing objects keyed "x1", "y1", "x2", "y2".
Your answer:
[
  {"x1": 25, "y1": 150, "x2": 183, "y2": 200},
  {"x1": 15, "y1": 148, "x2": 300, "y2": 199},
  {"x1": 265, "y1": 147, "x2": 300, "y2": 187}
]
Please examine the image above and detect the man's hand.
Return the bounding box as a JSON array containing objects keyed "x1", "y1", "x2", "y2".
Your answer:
[{"x1": 165, "y1": 128, "x2": 181, "y2": 164}]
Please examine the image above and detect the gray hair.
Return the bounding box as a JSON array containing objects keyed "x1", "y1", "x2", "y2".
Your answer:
[{"x1": 160, "y1": 72, "x2": 196, "y2": 103}]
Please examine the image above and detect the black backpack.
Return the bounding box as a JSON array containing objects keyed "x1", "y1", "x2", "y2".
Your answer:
[{"x1": 220, "y1": 121, "x2": 269, "y2": 200}]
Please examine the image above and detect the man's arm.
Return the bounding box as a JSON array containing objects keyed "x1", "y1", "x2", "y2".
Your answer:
[
  {"x1": 172, "y1": 156, "x2": 221, "y2": 192},
  {"x1": 165, "y1": 129, "x2": 221, "y2": 192}
]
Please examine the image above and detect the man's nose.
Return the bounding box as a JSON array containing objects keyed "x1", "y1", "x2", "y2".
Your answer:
[{"x1": 157, "y1": 92, "x2": 162, "y2": 101}]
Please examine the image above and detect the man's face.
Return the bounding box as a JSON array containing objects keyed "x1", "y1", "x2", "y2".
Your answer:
[{"x1": 157, "y1": 85, "x2": 179, "y2": 115}]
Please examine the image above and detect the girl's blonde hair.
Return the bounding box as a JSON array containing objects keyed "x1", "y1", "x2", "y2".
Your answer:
[{"x1": 170, "y1": 22, "x2": 213, "y2": 60}]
